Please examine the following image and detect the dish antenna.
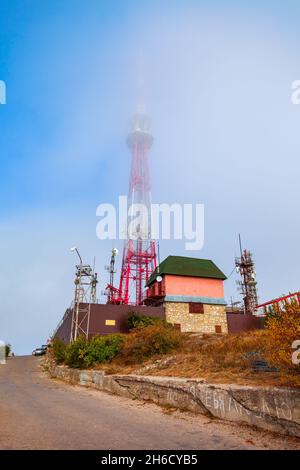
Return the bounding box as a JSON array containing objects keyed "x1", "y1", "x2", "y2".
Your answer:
[{"x1": 156, "y1": 275, "x2": 163, "y2": 283}]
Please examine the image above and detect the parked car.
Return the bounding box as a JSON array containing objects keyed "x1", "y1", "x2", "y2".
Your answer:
[{"x1": 32, "y1": 347, "x2": 46, "y2": 356}]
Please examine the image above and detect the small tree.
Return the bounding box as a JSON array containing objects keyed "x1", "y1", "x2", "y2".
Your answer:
[
  {"x1": 265, "y1": 299, "x2": 300, "y2": 371},
  {"x1": 52, "y1": 338, "x2": 66, "y2": 364},
  {"x1": 127, "y1": 311, "x2": 163, "y2": 330},
  {"x1": 64, "y1": 336, "x2": 88, "y2": 369},
  {"x1": 83, "y1": 334, "x2": 124, "y2": 367},
  {"x1": 5, "y1": 344, "x2": 11, "y2": 357},
  {"x1": 121, "y1": 323, "x2": 183, "y2": 364}
]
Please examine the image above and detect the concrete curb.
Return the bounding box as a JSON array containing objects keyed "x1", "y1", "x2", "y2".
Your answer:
[{"x1": 49, "y1": 364, "x2": 300, "y2": 438}]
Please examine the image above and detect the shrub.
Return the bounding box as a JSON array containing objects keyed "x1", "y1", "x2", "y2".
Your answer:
[
  {"x1": 5, "y1": 344, "x2": 11, "y2": 357},
  {"x1": 64, "y1": 336, "x2": 88, "y2": 369},
  {"x1": 52, "y1": 338, "x2": 66, "y2": 364},
  {"x1": 52, "y1": 323, "x2": 182, "y2": 369},
  {"x1": 83, "y1": 334, "x2": 124, "y2": 367},
  {"x1": 61, "y1": 334, "x2": 124, "y2": 368},
  {"x1": 121, "y1": 323, "x2": 183, "y2": 364},
  {"x1": 265, "y1": 299, "x2": 300, "y2": 372},
  {"x1": 127, "y1": 311, "x2": 164, "y2": 330}
]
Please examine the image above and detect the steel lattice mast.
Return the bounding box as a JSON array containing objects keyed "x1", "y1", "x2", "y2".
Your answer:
[
  {"x1": 70, "y1": 263, "x2": 98, "y2": 341},
  {"x1": 235, "y1": 235, "x2": 258, "y2": 315},
  {"x1": 117, "y1": 111, "x2": 157, "y2": 305}
]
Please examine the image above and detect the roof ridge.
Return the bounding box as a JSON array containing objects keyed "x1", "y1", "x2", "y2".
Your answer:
[
  {"x1": 165, "y1": 255, "x2": 214, "y2": 262},
  {"x1": 146, "y1": 255, "x2": 227, "y2": 286}
]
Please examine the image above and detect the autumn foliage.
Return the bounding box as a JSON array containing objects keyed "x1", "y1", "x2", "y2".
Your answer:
[{"x1": 265, "y1": 299, "x2": 300, "y2": 372}]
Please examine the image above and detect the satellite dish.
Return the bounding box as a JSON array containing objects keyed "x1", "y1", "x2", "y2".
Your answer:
[
  {"x1": 156, "y1": 275, "x2": 163, "y2": 283},
  {"x1": 112, "y1": 248, "x2": 119, "y2": 256}
]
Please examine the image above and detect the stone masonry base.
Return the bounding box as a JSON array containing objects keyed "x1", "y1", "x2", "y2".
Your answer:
[{"x1": 164, "y1": 302, "x2": 228, "y2": 334}]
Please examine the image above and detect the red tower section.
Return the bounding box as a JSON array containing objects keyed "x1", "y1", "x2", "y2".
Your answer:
[{"x1": 118, "y1": 112, "x2": 157, "y2": 305}]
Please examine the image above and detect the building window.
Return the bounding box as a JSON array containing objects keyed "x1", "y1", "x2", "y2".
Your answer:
[
  {"x1": 189, "y1": 302, "x2": 204, "y2": 314},
  {"x1": 215, "y1": 325, "x2": 222, "y2": 334},
  {"x1": 158, "y1": 282, "x2": 162, "y2": 295}
]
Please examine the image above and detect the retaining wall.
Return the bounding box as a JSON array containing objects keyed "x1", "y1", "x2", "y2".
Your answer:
[{"x1": 49, "y1": 364, "x2": 300, "y2": 438}]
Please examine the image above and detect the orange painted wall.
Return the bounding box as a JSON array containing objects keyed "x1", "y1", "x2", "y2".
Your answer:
[{"x1": 164, "y1": 274, "x2": 224, "y2": 298}]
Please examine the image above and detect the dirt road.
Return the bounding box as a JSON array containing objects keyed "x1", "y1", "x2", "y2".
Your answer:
[{"x1": 0, "y1": 356, "x2": 298, "y2": 450}]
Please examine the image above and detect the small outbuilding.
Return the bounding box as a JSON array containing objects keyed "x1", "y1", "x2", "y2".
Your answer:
[{"x1": 145, "y1": 255, "x2": 228, "y2": 334}]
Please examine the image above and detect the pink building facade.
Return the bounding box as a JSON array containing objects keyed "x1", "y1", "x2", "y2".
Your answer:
[{"x1": 145, "y1": 256, "x2": 228, "y2": 334}]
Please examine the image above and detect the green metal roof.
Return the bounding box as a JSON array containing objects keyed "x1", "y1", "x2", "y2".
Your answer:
[{"x1": 146, "y1": 255, "x2": 227, "y2": 286}]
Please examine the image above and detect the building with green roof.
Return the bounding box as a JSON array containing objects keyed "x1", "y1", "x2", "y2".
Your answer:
[{"x1": 145, "y1": 255, "x2": 228, "y2": 334}]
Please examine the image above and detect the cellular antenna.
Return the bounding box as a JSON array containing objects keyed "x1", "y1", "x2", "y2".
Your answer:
[{"x1": 238, "y1": 233, "x2": 243, "y2": 257}]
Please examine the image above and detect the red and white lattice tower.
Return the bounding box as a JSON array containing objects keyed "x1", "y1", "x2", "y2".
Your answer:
[{"x1": 117, "y1": 110, "x2": 157, "y2": 305}]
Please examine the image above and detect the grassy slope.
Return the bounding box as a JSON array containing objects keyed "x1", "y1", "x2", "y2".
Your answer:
[{"x1": 102, "y1": 330, "x2": 300, "y2": 388}]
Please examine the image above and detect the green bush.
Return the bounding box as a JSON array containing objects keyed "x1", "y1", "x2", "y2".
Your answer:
[
  {"x1": 65, "y1": 336, "x2": 88, "y2": 369},
  {"x1": 52, "y1": 338, "x2": 66, "y2": 364},
  {"x1": 83, "y1": 334, "x2": 124, "y2": 367},
  {"x1": 121, "y1": 323, "x2": 182, "y2": 363},
  {"x1": 5, "y1": 344, "x2": 11, "y2": 357},
  {"x1": 52, "y1": 323, "x2": 182, "y2": 369},
  {"x1": 127, "y1": 311, "x2": 163, "y2": 330},
  {"x1": 62, "y1": 334, "x2": 124, "y2": 368}
]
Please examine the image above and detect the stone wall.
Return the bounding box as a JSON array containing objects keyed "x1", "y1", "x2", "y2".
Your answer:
[
  {"x1": 49, "y1": 364, "x2": 300, "y2": 438},
  {"x1": 164, "y1": 302, "x2": 228, "y2": 334}
]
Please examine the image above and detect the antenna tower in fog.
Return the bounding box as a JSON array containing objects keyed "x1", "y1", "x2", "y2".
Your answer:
[{"x1": 106, "y1": 56, "x2": 157, "y2": 305}]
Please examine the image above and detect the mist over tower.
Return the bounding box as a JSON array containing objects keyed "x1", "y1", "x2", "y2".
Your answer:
[
  {"x1": 104, "y1": 64, "x2": 157, "y2": 306},
  {"x1": 117, "y1": 105, "x2": 157, "y2": 305}
]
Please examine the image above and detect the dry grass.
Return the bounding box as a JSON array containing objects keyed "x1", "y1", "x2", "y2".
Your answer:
[{"x1": 103, "y1": 330, "x2": 300, "y2": 388}]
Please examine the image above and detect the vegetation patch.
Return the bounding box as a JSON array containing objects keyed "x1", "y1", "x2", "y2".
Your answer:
[
  {"x1": 51, "y1": 316, "x2": 181, "y2": 369},
  {"x1": 127, "y1": 311, "x2": 162, "y2": 330},
  {"x1": 120, "y1": 322, "x2": 183, "y2": 364},
  {"x1": 264, "y1": 299, "x2": 300, "y2": 374},
  {"x1": 5, "y1": 344, "x2": 11, "y2": 357}
]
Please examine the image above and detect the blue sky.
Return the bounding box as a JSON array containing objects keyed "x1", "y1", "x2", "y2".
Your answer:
[{"x1": 1, "y1": 0, "x2": 300, "y2": 354}]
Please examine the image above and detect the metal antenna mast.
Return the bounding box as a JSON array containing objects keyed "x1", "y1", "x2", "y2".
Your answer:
[
  {"x1": 104, "y1": 248, "x2": 119, "y2": 304},
  {"x1": 70, "y1": 247, "x2": 98, "y2": 341},
  {"x1": 235, "y1": 235, "x2": 258, "y2": 315},
  {"x1": 117, "y1": 105, "x2": 157, "y2": 305},
  {"x1": 109, "y1": 57, "x2": 156, "y2": 305}
]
